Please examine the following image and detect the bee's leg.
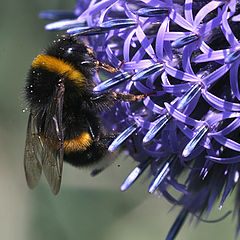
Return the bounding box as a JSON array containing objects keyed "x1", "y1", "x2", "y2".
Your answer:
[
  {"x1": 90, "y1": 91, "x2": 152, "y2": 112},
  {"x1": 111, "y1": 92, "x2": 151, "y2": 102},
  {"x1": 96, "y1": 60, "x2": 125, "y2": 73}
]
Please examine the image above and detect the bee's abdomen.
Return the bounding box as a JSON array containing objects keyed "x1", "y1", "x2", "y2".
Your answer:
[{"x1": 63, "y1": 132, "x2": 93, "y2": 153}]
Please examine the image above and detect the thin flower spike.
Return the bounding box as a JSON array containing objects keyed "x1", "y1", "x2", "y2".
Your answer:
[
  {"x1": 225, "y1": 49, "x2": 240, "y2": 64},
  {"x1": 136, "y1": 7, "x2": 169, "y2": 17},
  {"x1": 108, "y1": 123, "x2": 138, "y2": 152},
  {"x1": 182, "y1": 125, "x2": 209, "y2": 157},
  {"x1": 67, "y1": 26, "x2": 107, "y2": 35},
  {"x1": 67, "y1": 19, "x2": 137, "y2": 35},
  {"x1": 166, "y1": 208, "x2": 188, "y2": 240},
  {"x1": 100, "y1": 19, "x2": 137, "y2": 29},
  {"x1": 131, "y1": 63, "x2": 164, "y2": 82},
  {"x1": 45, "y1": 19, "x2": 85, "y2": 31},
  {"x1": 148, "y1": 155, "x2": 176, "y2": 194},
  {"x1": 120, "y1": 159, "x2": 150, "y2": 191},
  {"x1": 93, "y1": 72, "x2": 131, "y2": 92},
  {"x1": 143, "y1": 114, "x2": 171, "y2": 143},
  {"x1": 176, "y1": 84, "x2": 202, "y2": 110},
  {"x1": 41, "y1": 0, "x2": 240, "y2": 238},
  {"x1": 39, "y1": 10, "x2": 76, "y2": 20},
  {"x1": 171, "y1": 34, "x2": 199, "y2": 49}
]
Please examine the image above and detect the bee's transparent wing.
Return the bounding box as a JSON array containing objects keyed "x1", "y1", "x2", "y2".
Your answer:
[
  {"x1": 24, "y1": 112, "x2": 43, "y2": 189},
  {"x1": 41, "y1": 81, "x2": 65, "y2": 195}
]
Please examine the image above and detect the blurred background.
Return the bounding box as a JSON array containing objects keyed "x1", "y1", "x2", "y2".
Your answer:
[{"x1": 0, "y1": 0, "x2": 236, "y2": 240}]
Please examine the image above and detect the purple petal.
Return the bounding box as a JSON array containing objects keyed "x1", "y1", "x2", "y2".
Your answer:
[
  {"x1": 105, "y1": 44, "x2": 122, "y2": 67},
  {"x1": 206, "y1": 155, "x2": 240, "y2": 164},
  {"x1": 230, "y1": 63, "x2": 240, "y2": 100},
  {"x1": 198, "y1": 42, "x2": 212, "y2": 55},
  {"x1": 132, "y1": 38, "x2": 154, "y2": 62},
  {"x1": 209, "y1": 118, "x2": 240, "y2": 136},
  {"x1": 207, "y1": 111, "x2": 240, "y2": 126},
  {"x1": 232, "y1": 14, "x2": 240, "y2": 22},
  {"x1": 194, "y1": 49, "x2": 230, "y2": 63},
  {"x1": 162, "y1": 83, "x2": 192, "y2": 94},
  {"x1": 164, "y1": 32, "x2": 190, "y2": 41},
  {"x1": 184, "y1": 0, "x2": 193, "y2": 24},
  {"x1": 164, "y1": 103, "x2": 201, "y2": 127},
  {"x1": 202, "y1": 64, "x2": 231, "y2": 87},
  {"x1": 156, "y1": 17, "x2": 169, "y2": 59},
  {"x1": 182, "y1": 43, "x2": 196, "y2": 75},
  {"x1": 135, "y1": 25, "x2": 157, "y2": 61},
  {"x1": 134, "y1": 81, "x2": 158, "y2": 94},
  {"x1": 165, "y1": 64, "x2": 199, "y2": 82},
  {"x1": 143, "y1": 97, "x2": 164, "y2": 114},
  {"x1": 221, "y1": 8, "x2": 238, "y2": 47},
  {"x1": 123, "y1": 29, "x2": 137, "y2": 62},
  {"x1": 81, "y1": 0, "x2": 116, "y2": 17},
  {"x1": 194, "y1": 0, "x2": 223, "y2": 27},
  {"x1": 199, "y1": 14, "x2": 222, "y2": 36},
  {"x1": 202, "y1": 90, "x2": 240, "y2": 111},
  {"x1": 123, "y1": 59, "x2": 153, "y2": 71},
  {"x1": 169, "y1": 9, "x2": 193, "y2": 31},
  {"x1": 213, "y1": 135, "x2": 240, "y2": 152}
]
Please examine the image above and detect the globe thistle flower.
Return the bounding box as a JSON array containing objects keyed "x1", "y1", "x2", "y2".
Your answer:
[{"x1": 40, "y1": 0, "x2": 240, "y2": 239}]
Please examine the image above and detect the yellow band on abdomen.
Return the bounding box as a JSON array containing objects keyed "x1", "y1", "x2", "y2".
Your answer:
[
  {"x1": 32, "y1": 54, "x2": 85, "y2": 87},
  {"x1": 64, "y1": 132, "x2": 93, "y2": 153}
]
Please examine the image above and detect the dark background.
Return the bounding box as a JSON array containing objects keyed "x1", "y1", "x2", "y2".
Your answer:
[{"x1": 0, "y1": 0, "x2": 235, "y2": 239}]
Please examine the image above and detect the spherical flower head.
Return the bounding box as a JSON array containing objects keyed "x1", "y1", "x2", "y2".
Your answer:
[{"x1": 43, "y1": 0, "x2": 240, "y2": 239}]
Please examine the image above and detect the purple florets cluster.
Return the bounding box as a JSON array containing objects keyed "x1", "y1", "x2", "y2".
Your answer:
[{"x1": 40, "y1": 0, "x2": 240, "y2": 239}]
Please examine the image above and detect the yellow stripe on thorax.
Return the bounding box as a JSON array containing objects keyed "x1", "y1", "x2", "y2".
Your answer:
[
  {"x1": 64, "y1": 132, "x2": 92, "y2": 153},
  {"x1": 32, "y1": 54, "x2": 85, "y2": 87}
]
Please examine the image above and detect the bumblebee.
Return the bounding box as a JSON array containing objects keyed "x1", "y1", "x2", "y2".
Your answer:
[{"x1": 24, "y1": 35, "x2": 145, "y2": 194}]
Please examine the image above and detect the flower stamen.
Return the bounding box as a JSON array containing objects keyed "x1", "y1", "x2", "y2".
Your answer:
[
  {"x1": 136, "y1": 7, "x2": 169, "y2": 17},
  {"x1": 143, "y1": 114, "x2": 171, "y2": 143},
  {"x1": 182, "y1": 125, "x2": 209, "y2": 157},
  {"x1": 131, "y1": 63, "x2": 164, "y2": 81},
  {"x1": 171, "y1": 34, "x2": 199, "y2": 49},
  {"x1": 120, "y1": 159, "x2": 150, "y2": 191},
  {"x1": 108, "y1": 123, "x2": 139, "y2": 152},
  {"x1": 93, "y1": 72, "x2": 132, "y2": 92},
  {"x1": 148, "y1": 155, "x2": 176, "y2": 194},
  {"x1": 225, "y1": 49, "x2": 240, "y2": 64}
]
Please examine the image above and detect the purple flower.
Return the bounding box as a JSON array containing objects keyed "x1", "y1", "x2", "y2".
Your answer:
[{"x1": 42, "y1": 0, "x2": 240, "y2": 239}]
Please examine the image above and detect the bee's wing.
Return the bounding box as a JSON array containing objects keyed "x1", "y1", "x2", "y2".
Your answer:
[
  {"x1": 41, "y1": 81, "x2": 65, "y2": 195},
  {"x1": 24, "y1": 112, "x2": 43, "y2": 189}
]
